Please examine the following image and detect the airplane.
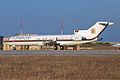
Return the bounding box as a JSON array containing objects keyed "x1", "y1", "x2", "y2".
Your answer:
[
  {"x1": 112, "y1": 43, "x2": 120, "y2": 48},
  {"x1": 5, "y1": 21, "x2": 114, "y2": 50}
]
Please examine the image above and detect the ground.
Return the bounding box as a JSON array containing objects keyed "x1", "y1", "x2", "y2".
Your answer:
[{"x1": 0, "y1": 55, "x2": 120, "y2": 80}]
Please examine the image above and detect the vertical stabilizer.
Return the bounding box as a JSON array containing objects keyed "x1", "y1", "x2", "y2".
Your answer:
[
  {"x1": 87, "y1": 22, "x2": 113, "y2": 39},
  {"x1": 74, "y1": 21, "x2": 114, "y2": 39}
]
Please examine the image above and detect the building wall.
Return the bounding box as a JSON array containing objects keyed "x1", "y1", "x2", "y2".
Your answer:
[
  {"x1": 3, "y1": 41, "x2": 80, "y2": 51},
  {"x1": 3, "y1": 43, "x2": 43, "y2": 51}
]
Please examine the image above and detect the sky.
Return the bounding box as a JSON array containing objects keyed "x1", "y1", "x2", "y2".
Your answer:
[{"x1": 0, "y1": 0, "x2": 120, "y2": 42}]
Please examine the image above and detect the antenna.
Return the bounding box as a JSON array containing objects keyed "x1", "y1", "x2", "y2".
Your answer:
[
  {"x1": 60, "y1": 20, "x2": 64, "y2": 35},
  {"x1": 20, "y1": 18, "x2": 23, "y2": 35}
]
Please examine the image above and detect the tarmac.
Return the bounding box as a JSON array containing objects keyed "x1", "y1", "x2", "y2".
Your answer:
[{"x1": 0, "y1": 50, "x2": 120, "y2": 56}]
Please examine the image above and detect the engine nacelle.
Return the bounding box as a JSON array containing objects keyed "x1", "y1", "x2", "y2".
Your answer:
[{"x1": 81, "y1": 37, "x2": 86, "y2": 40}]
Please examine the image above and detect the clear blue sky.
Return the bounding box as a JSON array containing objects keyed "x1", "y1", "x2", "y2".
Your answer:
[{"x1": 0, "y1": 0, "x2": 120, "y2": 42}]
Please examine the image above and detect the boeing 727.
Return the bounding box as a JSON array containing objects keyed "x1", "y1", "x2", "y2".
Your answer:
[{"x1": 5, "y1": 21, "x2": 114, "y2": 50}]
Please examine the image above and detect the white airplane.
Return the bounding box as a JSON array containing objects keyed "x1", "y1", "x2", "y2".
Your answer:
[
  {"x1": 5, "y1": 21, "x2": 114, "y2": 50},
  {"x1": 112, "y1": 43, "x2": 120, "y2": 48}
]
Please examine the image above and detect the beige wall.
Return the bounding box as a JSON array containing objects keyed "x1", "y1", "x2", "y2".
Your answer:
[
  {"x1": 3, "y1": 42, "x2": 43, "y2": 50},
  {"x1": 3, "y1": 42, "x2": 80, "y2": 51}
]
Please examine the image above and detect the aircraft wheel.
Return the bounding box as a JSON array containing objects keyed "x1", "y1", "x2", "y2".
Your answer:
[
  {"x1": 13, "y1": 47, "x2": 16, "y2": 50},
  {"x1": 54, "y1": 46, "x2": 58, "y2": 50},
  {"x1": 60, "y1": 46, "x2": 64, "y2": 50}
]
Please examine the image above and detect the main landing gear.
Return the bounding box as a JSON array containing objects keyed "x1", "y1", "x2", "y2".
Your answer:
[
  {"x1": 13, "y1": 47, "x2": 16, "y2": 50},
  {"x1": 54, "y1": 46, "x2": 64, "y2": 50}
]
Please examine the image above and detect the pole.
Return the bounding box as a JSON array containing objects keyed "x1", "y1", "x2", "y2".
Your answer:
[
  {"x1": 20, "y1": 19, "x2": 23, "y2": 35},
  {"x1": 60, "y1": 20, "x2": 64, "y2": 35}
]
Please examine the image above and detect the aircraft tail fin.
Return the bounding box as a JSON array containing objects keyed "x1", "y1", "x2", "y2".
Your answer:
[{"x1": 74, "y1": 21, "x2": 114, "y2": 39}]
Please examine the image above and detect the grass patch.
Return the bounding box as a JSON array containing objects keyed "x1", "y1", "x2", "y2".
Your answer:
[{"x1": 0, "y1": 55, "x2": 120, "y2": 80}]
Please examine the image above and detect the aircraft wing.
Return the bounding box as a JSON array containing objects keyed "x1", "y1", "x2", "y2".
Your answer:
[{"x1": 43, "y1": 40, "x2": 60, "y2": 46}]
